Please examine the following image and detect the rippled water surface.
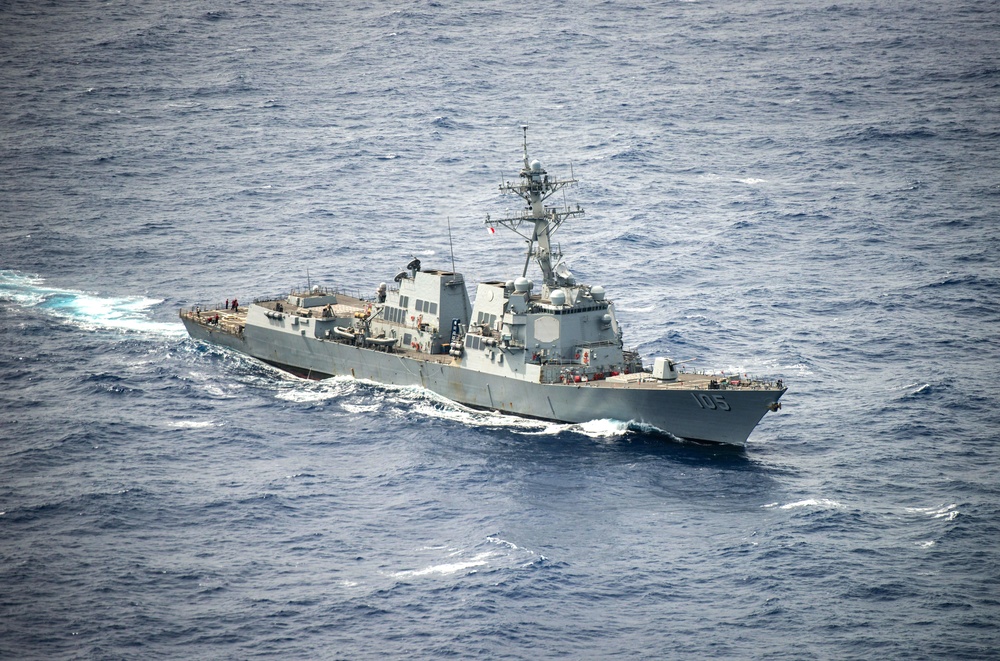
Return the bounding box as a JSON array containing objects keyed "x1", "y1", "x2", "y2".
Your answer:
[{"x1": 2, "y1": 1, "x2": 999, "y2": 658}]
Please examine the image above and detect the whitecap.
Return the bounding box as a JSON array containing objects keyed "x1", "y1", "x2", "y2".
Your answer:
[
  {"x1": 892, "y1": 382, "x2": 932, "y2": 396},
  {"x1": 487, "y1": 537, "x2": 521, "y2": 552},
  {"x1": 274, "y1": 376, "x2": 358, "y2": 403},
  {"x1": 717, "y1": 359, "x2": 810, "y2": 379},
  {"x1": 764, "y1": 498, "x2": 846, "y2": 510},
  {"x1": 575, "y1": 418, "x2": 631, "y2": 438},
  {"x1": 201, "y1": 384, "x2": 235, "y2": 399},
  {"x1": 167, "y1": 420, "x2": 216, "y2": 429},
  {"x1": 275, "y1": 388, "x2": 344, "y2": 404},
  {"x1": 342, "y1": 403, "x2": 380, "y2": 413},
  {"x1": 905, "y1": 503, "x2": 958, "y2": 521},
  {"x1": 778, "y1": 363, "x2": 813, "y2": 375},
  {"x1": 512, "y1": 421, "x2": 575, "y2": 436},
  {"x1": 392, "y1": 551, "x2": 494, "y2": 578}
]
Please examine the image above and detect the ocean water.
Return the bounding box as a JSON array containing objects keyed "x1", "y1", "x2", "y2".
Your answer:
[{"x1": 2, "y1": 0, "x2": 999, "y2": 658}]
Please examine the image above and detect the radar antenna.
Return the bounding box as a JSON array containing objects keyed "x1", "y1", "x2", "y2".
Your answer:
[{"x1": 485, "y1": 126, "x2": 584, "y2": 288}]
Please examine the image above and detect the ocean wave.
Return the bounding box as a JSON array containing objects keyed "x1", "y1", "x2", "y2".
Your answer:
[
  {"x1": 921, "y1": 273, "x2": 998, "y2": 291},
  {"x1": 389, "y1": 533, "x2": 547, "y2": 582},
  {"x1": 847, "y1": 126, "x2": 938, "y2": 143},
  {"x1": 717, "y1": 360, "x2": 811, "y2": 379},
  {"x1": 391, "y1": 551, "x2": 496, "y2": 578},
  {"x1": 165, "y1": 420, "x2": 218, "y2": 429},
  {"x1": 575, "y1": 418, "x2": 632, "y2": 438},
  {"x1": 763, "y1": 498, "x2": 847, "y2": 511},
  {"x1": 273, "y1": 377, "x2": 359, "y2": 404},
  {"x1": 904, "y1": 503, "x2": 959, "y2": 521}
]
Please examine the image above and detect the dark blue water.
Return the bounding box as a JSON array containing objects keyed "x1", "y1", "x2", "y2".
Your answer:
[{"x1": 3, "y1": 1, "x2": 999, "y2": 658}]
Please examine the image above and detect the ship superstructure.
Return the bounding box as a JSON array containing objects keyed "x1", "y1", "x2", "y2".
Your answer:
[{"x1": 180, "y1": 129, "x2": 786, "y2": 445}]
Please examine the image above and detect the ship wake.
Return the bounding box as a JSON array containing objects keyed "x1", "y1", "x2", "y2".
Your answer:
[
  {"x1": 271, "y1": 374, "x2": 677, "y2": 441},
  {"x1": 0, "y1": 269, "x2": 185, "y2": 338}
]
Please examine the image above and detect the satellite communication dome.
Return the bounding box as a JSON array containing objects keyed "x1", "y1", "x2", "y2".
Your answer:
[{"x1": 550, "y1": 289, "x2": 567, "y2": 306}]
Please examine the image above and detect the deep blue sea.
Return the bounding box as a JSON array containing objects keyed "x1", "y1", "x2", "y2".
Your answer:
[{"x1": 2, "y1": 1, "x2": 1000, "y2": 658}]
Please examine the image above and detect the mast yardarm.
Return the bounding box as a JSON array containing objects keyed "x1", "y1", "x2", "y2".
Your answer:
[{"x1": 485, "y1": 126, "x2": 584, "y2": 288}]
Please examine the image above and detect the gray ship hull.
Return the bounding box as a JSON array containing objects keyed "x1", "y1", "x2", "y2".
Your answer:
[{"x1": 182, "y1": 315, "x2": 782, "y2": 445}]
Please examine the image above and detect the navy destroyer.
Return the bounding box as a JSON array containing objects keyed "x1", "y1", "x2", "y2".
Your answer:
[{"x1": 181, "y1": 129, "x2": 786, "y2": 445}]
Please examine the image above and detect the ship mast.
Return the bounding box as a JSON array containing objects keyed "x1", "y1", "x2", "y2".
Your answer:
[{"x1": 486, "y1": 126, "x2": 584, "y2": 290}]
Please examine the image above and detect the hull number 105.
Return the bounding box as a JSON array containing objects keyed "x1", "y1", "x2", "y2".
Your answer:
[{"x1": 692, "y1": 393, "x2": 731, "y2": 411}]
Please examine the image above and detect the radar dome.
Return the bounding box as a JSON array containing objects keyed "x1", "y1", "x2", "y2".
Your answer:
[
  {"x1": 591, "y1": 285, "x2": 606, "y2": 301},
  {"x1": 550, "y1": 289, "x2": 567, "y2": 306},
  {"x1": 530, "y1": 159, "x2": 542, "y2": 171},
  {"x1": 514, "y1": 277, "x2": 531, "y2": 293}
]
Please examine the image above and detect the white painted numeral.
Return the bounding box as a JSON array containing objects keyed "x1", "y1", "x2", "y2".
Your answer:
[{"x1": 692, "y1": 393, "x2": 731, "y2": 411}]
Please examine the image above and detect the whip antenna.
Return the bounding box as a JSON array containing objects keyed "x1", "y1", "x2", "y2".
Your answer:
[{"x1": 447, "y1": 217, "x2": 456, "y2": 273}]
